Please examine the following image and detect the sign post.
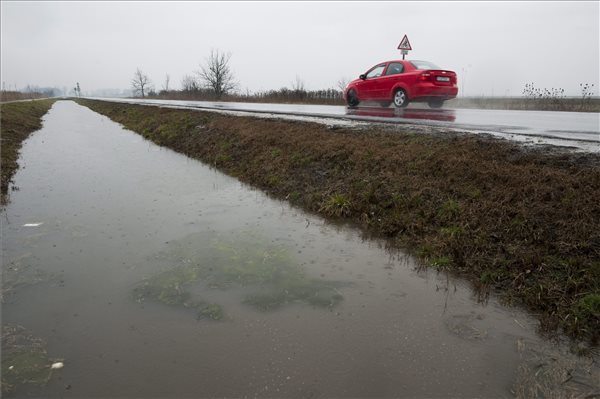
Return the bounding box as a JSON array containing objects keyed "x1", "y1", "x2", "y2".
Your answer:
[{"x1": 397, "y1": 35, "x2": 412, "y2": 60}]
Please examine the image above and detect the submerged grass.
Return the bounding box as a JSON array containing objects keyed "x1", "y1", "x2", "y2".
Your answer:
[
  {"x1": 133, "y1": 232, "x2": 345, "y2": 317},
  {"x1": 1, "y1": 253, "x2": 57, "y2": 303},
  {"x1": 0, "y1": 99, "x2": 56, "y2": 205},
  {"x1": 78, "y1": 99, "x2": 600, "y2": 344},
  {"x1": 1, "y1": 325, "x2": 60, "y2": 394},
  {"x1": 133, "y1": 264, "x2": 224, "y2": 320}
]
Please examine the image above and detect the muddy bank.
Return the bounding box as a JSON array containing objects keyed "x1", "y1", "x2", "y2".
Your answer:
[
  {"x1": 77, "y1": 99, "x2": 600, "y2": 344},
  {"x1": 1, "y1": 99, "x2": 56, "y2": 205}
]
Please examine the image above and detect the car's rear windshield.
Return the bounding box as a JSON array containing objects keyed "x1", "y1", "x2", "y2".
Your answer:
[{"x1": 410, "y1": 61, "x2": 442, "y2": 70}]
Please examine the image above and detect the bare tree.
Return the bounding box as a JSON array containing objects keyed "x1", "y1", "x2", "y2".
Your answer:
[
  {"x1": 291, "y1": 75, "x2": 305, "y2": 92},
  {"x1": 197, "y1": 49, "x2": 237, "y2": 99},
  {"x1": 337, "y1": 77, "x2": 349, "y2": 92},
  {"x1": 162, "y1": 74, "x2": 170, "y2": 92},
  {"x1": 290, "y1": 75, "x2": 306, "y2": 100},
  {"x1": 131, "y1": 68, "x2": 152, "y2": 97},
  {"x1": 181, "y1": 74, "x2": 199, "y2": 92}
]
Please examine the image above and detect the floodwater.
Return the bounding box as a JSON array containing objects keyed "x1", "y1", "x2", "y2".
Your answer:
[{"x1": 2, "y1": 101, "x2": 598, "y2": 398}]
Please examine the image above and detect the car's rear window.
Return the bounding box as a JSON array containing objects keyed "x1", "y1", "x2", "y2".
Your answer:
[{"x1": 410, "y1": 61, "x2": 441, "y2": 70}]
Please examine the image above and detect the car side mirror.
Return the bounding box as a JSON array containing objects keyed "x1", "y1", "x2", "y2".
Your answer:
[{"x1": 359, "y1": 74, "x2": 366, "y2": 80}]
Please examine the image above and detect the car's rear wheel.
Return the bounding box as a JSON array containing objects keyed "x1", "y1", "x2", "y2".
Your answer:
[
  {"x1": 346, "y1": 89, "x2": 359, "y2": 107},
  {"x1": 393, "y1": 89, "x2": 409, "y2": 108},
  {"x1": 428, "y1": 99, "x2": 444, "y2": 109}
]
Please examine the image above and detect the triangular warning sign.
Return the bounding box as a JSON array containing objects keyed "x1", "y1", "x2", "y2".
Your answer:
[{"x1": 397, "y1": 35, "x2": 412, "y2": 50}]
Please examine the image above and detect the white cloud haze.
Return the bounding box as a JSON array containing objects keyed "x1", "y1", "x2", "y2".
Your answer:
[{"x1": 1, "y1": 1, "x2": 598, "y2": 96}]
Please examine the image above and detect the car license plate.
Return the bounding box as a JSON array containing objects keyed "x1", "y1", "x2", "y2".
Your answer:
[{"x1": 436, "y1": 76, "x2": 450, "y2": 82}]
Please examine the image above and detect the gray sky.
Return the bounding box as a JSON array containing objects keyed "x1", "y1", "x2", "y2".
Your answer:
[{"x1": 2, "y1": 1, "x2": 599, "y2": 96}]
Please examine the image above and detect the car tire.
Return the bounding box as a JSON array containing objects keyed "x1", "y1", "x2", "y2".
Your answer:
[
  {"x1": 393, "y1": 89, "x2": 409, "y2": 108},
  {"x1": 428, "y1": 99, "x2": 444, "y2": 109},
  {"x1": 346, "y1": 89, "x2": 360, "y2": 107}
]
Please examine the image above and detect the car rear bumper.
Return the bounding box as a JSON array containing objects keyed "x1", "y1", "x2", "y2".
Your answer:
[{"x1": 411, "y1": 83, "x2": 458, "y2": 100}]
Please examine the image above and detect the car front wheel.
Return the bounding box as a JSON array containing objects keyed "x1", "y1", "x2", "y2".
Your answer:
[
  {"x1": 393, "y1": 89, "x2": 409, "y2": 108},
  {"x1": 346, "y1": 89, "x2": 359, "y2": 107}
]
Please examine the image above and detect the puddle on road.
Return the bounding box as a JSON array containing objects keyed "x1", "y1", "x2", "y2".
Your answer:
[{"x1": 2, "y1": 101, "x2": 598, "y2": 397}]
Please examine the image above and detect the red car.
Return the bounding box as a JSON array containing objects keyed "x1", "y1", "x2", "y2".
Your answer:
[{"x1": 344, "y1": 60, "x2": 458, "y2": 108}]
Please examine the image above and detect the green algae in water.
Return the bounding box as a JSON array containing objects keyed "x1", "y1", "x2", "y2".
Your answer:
[
  {"x1": 133, "y1": 265, "x2": 223, "y2": 320},
  {"x1": 244, "y1": 279, "x2": 345, "y2": 311},
  {"x1": 197, "y1": 303, "x2": 224, "y2": 320},
  {"x1": 213, "y1": 235, "x2": 346, "y2": 310},
  {"x1": 135, "y1": 231, "x2": 346, "y2": 316},
  {"x1": 1, "y1": 253, "x2": 58, "y2": 303},
  {"x1": 133, "y1": 264, "x2": 200, "y2": 306},
  {"x1": 1, "y1": 325, "x2": 60, "y2": 394}
]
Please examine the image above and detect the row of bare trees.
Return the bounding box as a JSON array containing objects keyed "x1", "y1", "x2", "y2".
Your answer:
[
  {"x1": 132, "y1": 49, "x2": 236, "y2": 99},
  {"x1": 131, "y1": 49, "x2": 352, "y2": 104}
]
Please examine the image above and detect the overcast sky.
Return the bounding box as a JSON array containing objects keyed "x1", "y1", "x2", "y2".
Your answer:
[{"x1": 2, "y1": 1, "x2": 598, "y2": 96}]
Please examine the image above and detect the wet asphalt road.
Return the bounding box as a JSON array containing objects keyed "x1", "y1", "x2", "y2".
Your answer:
[{"x1": 89, "y1": 97, "x2": 600, "y2": 151}]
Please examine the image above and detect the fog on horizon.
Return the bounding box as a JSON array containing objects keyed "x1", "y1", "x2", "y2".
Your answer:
[{"x1": 1, "y1": 1, "x2": 598, "y2": 97}]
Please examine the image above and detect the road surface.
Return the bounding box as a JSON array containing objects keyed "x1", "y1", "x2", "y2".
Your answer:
[{"x1": 89, "y1": 97, "x2": 600, "y2": 151}]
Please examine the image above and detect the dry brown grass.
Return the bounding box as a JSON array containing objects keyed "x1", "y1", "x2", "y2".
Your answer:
[
  {"x1": 0, "y1": 91, "x2": 48, "y2": 103},
  {"x1": 448, "y1": 97, "x2": 600, "y2": 112}
]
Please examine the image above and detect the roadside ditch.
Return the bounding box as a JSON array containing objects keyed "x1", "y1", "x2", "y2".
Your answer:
[{"x1": 75, "y1": 99, "x2": 600, "y2": 345}]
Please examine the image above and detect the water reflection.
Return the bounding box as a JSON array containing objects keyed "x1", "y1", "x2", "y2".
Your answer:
[{"x1": 346, "y1": 106, "x2": 457, "y2": 122}]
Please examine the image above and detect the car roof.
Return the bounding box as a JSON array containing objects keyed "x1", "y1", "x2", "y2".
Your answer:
[{"x1": 382, "y1": 60, "x2": 425, "y2": 63}]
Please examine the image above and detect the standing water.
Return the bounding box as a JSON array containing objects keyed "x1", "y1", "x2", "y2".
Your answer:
[{"x1": 2, "y1": 101, "x2": 598, "y2": 398}]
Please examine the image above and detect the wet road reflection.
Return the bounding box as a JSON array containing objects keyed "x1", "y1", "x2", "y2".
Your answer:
[
  {"x1": 346, "y1": 106, "x2": 457, "y2": 122},
  {"x1": 93, "y1": 97, "x2": 600, "y2": 151},
  {"x1": 2, "y1": 101, "x2": 598, "y2": 398}
]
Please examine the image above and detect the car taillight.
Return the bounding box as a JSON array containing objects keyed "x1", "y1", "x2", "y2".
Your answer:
[{"x1": 419, "y1": 73, "x2": 431, "y2": 82}]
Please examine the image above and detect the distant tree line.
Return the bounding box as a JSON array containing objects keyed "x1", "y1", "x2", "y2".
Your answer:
[
  {"x1": 0, "y1": 84, "x2": 62, "y2": 102},
  {"x1": 131, "y1": 49, "x2": 346, "y2": 105}
]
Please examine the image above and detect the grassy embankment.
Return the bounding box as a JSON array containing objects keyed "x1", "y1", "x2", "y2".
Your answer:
[
  {"x1": 77, "y1": 99, "x2": 600, "y2": 345},
  {"x1": 0, "y1": 99, "x2": 56, "y2": 205},
  {"x1": 0, "y1": 91, "x2": 48, "y2": 102},
  {"x1": 447, "y1": 97, "x2": 600, "y2": 112}
]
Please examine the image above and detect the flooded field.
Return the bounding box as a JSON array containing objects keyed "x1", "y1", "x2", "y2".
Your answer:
[{"x1": 2, "y1": 101, "x2": 598, "y2": 398}]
